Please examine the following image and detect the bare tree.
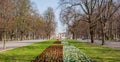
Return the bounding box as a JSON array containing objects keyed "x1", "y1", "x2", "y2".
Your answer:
[
  {"x1": 97, "y1": 0, "x2": 120, "y2": 45},
  {"x1": 43, "y1": 7, "x2": 56, "y2": 39},
  {"x1": 0, "y1": 0, "x2": 14, "y2": 49},
  {"x1": 60, "y1": 0, "x2": 97, "y2": 43},
  {"x1": 14, "y1": 0, "x2": 31, "y2": 40},
  {"x1": 60, "y1": 7, "x2": 82, "y2": 39},
  {"x1": 59, "y1": 0, "x2": 120, "y2": 45}
]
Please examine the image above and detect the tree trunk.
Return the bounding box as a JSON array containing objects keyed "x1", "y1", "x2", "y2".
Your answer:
[
  {"x1": 89, "y1": 15, "x2": 94, "y2": 43},
  {"x1": 109, "y1": 20, "x2": 114, "y2": 40},
  {"x1": 20, "y1": 31, "x2": 24, "y2": 41},
  {"x1": 101, "y1": 23, "x2": 105, "y2": 45},
  {"x1": 90, "y1": 30, "x2": 94, "y2": 43},
  {"x1": 0, "y1": 33, "x2": 2, "y2": 41},
  {"x1": 47, "y1": 34, "x2": 50, "y2": 39},
  {"x1": 20, "y1": 34, "x2": 23, "y2": 41},
  {"x1": 72, "y1": 32, "x2": 75, "y2": 39},
  {"x1": 3, "y1": 32, "x2": 7, "y2": 49},
  {"x1": 48, "y1": 35, "x2": 50, "y2": 39}
]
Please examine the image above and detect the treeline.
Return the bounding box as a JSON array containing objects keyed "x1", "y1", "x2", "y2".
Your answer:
[
  {"x1": 60, "y1": 0, "x2": 120, "y2": 45},
  {"x1": 0, "y1": 0, "x2": 56, "y2": 41}
]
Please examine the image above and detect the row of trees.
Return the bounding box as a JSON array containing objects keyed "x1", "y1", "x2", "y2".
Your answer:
[
  {"x1": 0, "y1": 0, "x2": 56, "y2": 49},
  {"x1": 60, "y1": 0, "x2": 120, "y2": 45}
]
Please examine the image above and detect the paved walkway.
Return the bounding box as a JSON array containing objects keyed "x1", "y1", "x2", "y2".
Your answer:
[
  {"x1": 78, "y1": 39, "x2": 120, "y2": 49},
  {"x1": 0, "y1": 39, "x2": 45, "y2": 52}
]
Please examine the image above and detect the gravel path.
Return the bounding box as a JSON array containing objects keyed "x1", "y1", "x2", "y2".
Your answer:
[
  {"x1": 0, "y1": 39, "x2": 45, "y2": 52},
  {"x1": 78, "y1": 39, "x2": 120, "y2": 49}
]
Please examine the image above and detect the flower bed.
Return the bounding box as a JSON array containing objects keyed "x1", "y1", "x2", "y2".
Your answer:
[
  {"x1": 54, "y1": 41, "x2": 61, "y2": 44},
  {"x1": 33, "y1": 41, "x2": 93, "y2": 62},
  {"x1": 62, "y1": 41, "x2": 93, "y2": 62},
  {"x1": 61, "y1": 41, "x2": 69, "y2": 45},
  {"x1": 32, "y1": 45, "x2": 63, "y2": 62}
]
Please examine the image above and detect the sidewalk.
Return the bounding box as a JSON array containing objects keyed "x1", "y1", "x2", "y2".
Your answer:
[
  {"x1": 0, "y1": 39, "x2": 45, "y2": 52},
  {"x1": 78, "y1": 39, "x2": 120, "y2": 49}
]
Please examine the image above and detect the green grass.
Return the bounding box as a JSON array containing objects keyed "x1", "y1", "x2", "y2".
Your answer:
[
  {"x1": 0, "y1": 40, "x2": 55, "y2": 62},
  {"x1": 66, "y1": 39, "x2": 120, "y2": 62}
]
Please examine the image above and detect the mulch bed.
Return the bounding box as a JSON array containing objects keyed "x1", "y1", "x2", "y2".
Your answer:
[{"x1": 32, "y1": 45, "x2": 63, "y2": 62}]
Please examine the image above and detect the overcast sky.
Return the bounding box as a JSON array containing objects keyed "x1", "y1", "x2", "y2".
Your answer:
[{"x1": 30, "y1": 0, "x2": 65, "y2": 33}]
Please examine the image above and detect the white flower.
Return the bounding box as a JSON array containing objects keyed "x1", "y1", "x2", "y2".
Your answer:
[{"x1": 62, "y1": 41, "x2": 93, "y2": 62}]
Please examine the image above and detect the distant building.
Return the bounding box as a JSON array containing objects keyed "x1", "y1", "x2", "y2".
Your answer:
[
  {"x1": 57, "y1": 32, "x2": 72, "y2": 39},
  {"x1": 59, "y1": 32, "x2": 66, "y2": 39}
]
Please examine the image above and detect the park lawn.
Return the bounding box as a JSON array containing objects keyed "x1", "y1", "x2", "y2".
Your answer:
[
  {"x1": 67, "y1": 39, "x2": 120, "y2": 62},
  {"x1": 0, "y1": 40, "x2": 55, "y2": 62}
]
